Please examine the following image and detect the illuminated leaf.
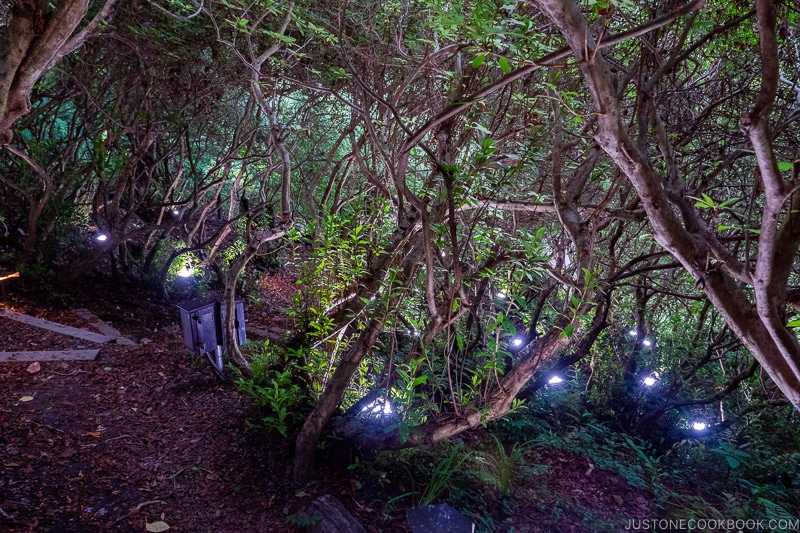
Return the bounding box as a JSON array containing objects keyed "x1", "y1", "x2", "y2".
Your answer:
[
  {"x1": 558, "y1": 324, "x2": 574, "y2": 339},
  {"x1": 498, "y1": 57, "x2": 510, "y2": 74},
  {"x1": 146, "y1": 521, "x2": 170, "y2": 532}
]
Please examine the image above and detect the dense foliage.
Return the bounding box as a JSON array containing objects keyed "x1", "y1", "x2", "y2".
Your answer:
[{"x1": 1, "y1": 0, "x2": 799, "y2": 505}]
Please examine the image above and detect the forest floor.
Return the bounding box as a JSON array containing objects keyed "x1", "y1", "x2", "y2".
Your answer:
[{"x1": 1, "y1": 273, "x2": 656, "y2": 533}]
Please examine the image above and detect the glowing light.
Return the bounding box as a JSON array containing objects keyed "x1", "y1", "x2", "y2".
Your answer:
[
  {"x1": 95, "y1": 233, "x2": 108, "y2": 242},
  {"x1": 692, "y1": 421, "x2": 707, "y2": 431},
  {"x1": 643, "y1": 376, "x2": 656, "y2": 387},
  {"x1": 628, "y1": 329, "x2": 637, "y2": 336},
  {"x1": 496, "y1": 292, "x2": 507, "y2": 299},
  {"x1": 513, "y1": 338, "x2": 523, "y2": 347},
  {"x1": 409, "y1": 330, "x2": 419, "y2": 337},
  {"x1": 548, "y1": 375, "x2": 564, "y2": 384},
  {"x1": 643, "y1": 339, "x2": 652, "y2": 347},
  {"x1": 172, "y1": 209, "x2": 180, "y2": 216},
  {"x1": 177, "y1": 265, "x2": 194, "y2": 278},
  {"x1": 362, "y1": 398, "x2": 393, "y2": 415}
]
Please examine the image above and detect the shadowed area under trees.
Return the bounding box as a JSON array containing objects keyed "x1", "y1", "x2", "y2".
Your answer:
[{"x1": 1, "y1": 0, "x2": 800, "y2": 530}]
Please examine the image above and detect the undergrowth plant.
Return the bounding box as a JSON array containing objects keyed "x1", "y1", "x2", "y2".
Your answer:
[
  {"x1": 235, "y1": 341, "x2": 307, "y2": 437},
  {"x1": 418, "y1": 443, "x2": 471, "y2": 506},
  {"x1": 473, "y1": 435, "x2": 529, "y2": 495},
  {"x1": 345, "y1": 442, "x2": 473, "y2": 510}
]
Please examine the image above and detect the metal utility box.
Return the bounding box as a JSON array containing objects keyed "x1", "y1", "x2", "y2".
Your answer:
[{"x1": 177, "y1": 298, "x2": 246, "y2": 357}]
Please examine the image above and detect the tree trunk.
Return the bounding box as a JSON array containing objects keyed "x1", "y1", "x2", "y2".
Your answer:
[
  {"x1": 293, "y1": 312, "x2": 390, "y2": 483},
  {"x1": 222, "y1": 251, "x2": 254, "y2": 371},
  {"x1": 533, "y1": 0, "x2": 800, "y2": 409},
  {"x1": 293, "y1": 236, "x2": 423, "y2": 483},
  {"x1": 0, "y1": 0, "x2": 118, "y2": 144}
]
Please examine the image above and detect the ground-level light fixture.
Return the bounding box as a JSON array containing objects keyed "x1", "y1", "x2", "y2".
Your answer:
[
  {"x1": 629, "y1": 329, "x2": 637, "y2": 336},
  {"x1": 177, "y1": 264, "x2": 194, "y2": 278},
  {"x1": 172, "y1": 209, "x2": 180, "y2": 216},
  {"x1": 548, "y1": 375, "x2": 564, "y2": 384},
  {"x1": 643, "y1": 376, "x2": 657, "y2": 387},
  {"x1": 643, "y1": 339, "x2": 652, "y2": 347},
  {"x1": 362, "y1": 398, "x2": 393, "y2": 415},
  {"x1": 496, "y1": 291, "x2": 507, "y2": 299},
  {"x1": 95, "y1": 233, "x2": 108, "y2": 242},
  {"x1": 692, "y1": 421, "x2": 708, "y2": 431},
  {"x1": 513, "y1": 338, "x2": 523, "y2": 347}
]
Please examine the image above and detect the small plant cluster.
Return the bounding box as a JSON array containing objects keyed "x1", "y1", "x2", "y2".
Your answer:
[
  {"x1": 234, "y1": 341, "x2": 308, "y2": 437},
  {"x1": 342, "y1": 433, "x2": 539, "y2": 531}
]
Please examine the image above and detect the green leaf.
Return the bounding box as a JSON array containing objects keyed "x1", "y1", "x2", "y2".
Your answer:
[
  {"x1": 786, "y1": 319, "x2": 800, "y2": 327},
  {"x1": 471, "y1": 55, "x2": 486, "y2": 68},
  {"x1": 724, "y1": 456, "x2": 741, "y2": 469},
  {"x1": 778, "y1": 161, "x2": 793, "y2": 172},
  {"x1": 498, "y1": 57, "x2": 510, "y2": 74},
  {"x1": 266, "y1": 30, "x2": 296, "y2": 43}
]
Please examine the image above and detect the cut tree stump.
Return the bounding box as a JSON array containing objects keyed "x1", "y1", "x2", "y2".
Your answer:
[
  {"x1": 0, "y1": 350, "x2": 100, "y2": 362},
  {"x1": 0, "y1": 309, "x2": 114, "y2": 344},
  {"x1": 306, "y1": 494, "x2": 368, "y2": 533}
]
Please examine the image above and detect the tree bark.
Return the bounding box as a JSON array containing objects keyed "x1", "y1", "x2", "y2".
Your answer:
[
  {"x1": 293, "y1": 233, "x2": 424, "y2": 483},
  {"x1": 532, "y1": 0, "x2": 800, "y2": 408},
  {"x1": 0, "y1": 0, "x2": 118, "y2": 144}
]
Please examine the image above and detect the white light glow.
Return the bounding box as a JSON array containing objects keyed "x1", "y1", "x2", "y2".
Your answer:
[
  {"x1": 513, "y1": 338, "x2": 523, "y2": 347},
  {"x1": 362, "y1": 399, "x2": 393, "y2": 415},
  {"x1": 496, "y1": 292, "x2": 507, "y2": 299},
  {"x1": 643, "y1": 339, "x2": 652, "y2": 347},
  {"x1": 628, "y1": 329, "x2": 637, "y2": 336},
  {"x1": 172, "y1": 209, "x2": 180, "y2": 216},
  {"x1": 178, "y1": 265, "x2": 194, "y2": 278},
  {"x1": 692, "y1": 421, "x2": 707, "y2": 431},
  {"x1": 410, "y1": 330, "x2": 420, "y2": 337},
  {"x1": 548, "y1": 375, "x2": 564, "y2": 384},
  {"x1": 643, "y1": 376, "x2": 656, "y2": 387},
  {"x1": 95, "y1": 233, "x2": 108, "y2": 242}
]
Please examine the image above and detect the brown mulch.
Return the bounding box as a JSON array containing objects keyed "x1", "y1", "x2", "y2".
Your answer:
[
  {"x1": 509, "y1": 448, "x2": 655, "y2": 531},
  {"x1": 1, "y1": 274, "x2": 659, "y2": 533},
  {"x1": 0, "y1": 300, "x2": 292, "y2": 532}
]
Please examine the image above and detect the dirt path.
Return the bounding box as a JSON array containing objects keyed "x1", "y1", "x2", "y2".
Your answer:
[
  {"x1": 1, "y1": 279, "x2": 657, "y2": 533},
  {"x1": 0, "y1": 323, "x2": 295, "y2": 532}
]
